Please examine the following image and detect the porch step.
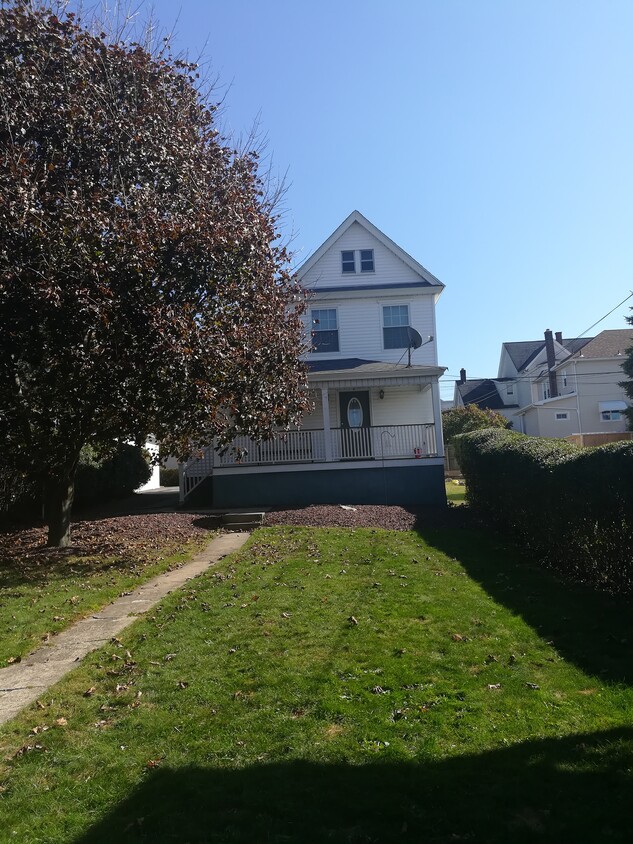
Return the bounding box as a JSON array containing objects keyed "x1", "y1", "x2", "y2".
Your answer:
[{"x1": 182, "y1": 509, "x2": 265, "y2": 531}]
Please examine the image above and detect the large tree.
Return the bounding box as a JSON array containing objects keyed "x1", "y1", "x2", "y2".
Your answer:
[{"x1": 0, "y1": 1, "x2": 309, "y2": 546}]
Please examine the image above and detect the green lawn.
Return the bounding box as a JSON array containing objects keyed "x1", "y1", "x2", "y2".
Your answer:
[
  {"x1": 445, "y1": 478, "x2": 466, "y2": 504},
  {"x1": 0, "y1": 522, "x2": 631, "y2": 842},
  {"x1": 0, "y1": 516, "x2": 210, "y2": 664}
]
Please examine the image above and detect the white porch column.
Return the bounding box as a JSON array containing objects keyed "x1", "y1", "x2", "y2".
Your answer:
[
  {"x1": 430, "y1": 379, "x2": 445, "y2": 457},
  {"x1": 321, "y1": 387, "x2": 333, "y2": 461}
]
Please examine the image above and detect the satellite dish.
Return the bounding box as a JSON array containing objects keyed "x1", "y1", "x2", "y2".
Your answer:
[
  {"x1": 405, "y1": 328, "x2": 433, "y2": 366},
  {"x1": 406, "y1": 327, "x2": 423, "y2": 349}
]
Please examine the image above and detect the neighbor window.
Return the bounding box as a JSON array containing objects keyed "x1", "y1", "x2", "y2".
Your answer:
[
  {"x1": 360, "y1": 249, "x2": 374, "y2": 272},
  {"x1": 506, "y1": 383, "x2": 514, "y2": 396},
  {"x1": 383, "y1": 304, "x2": 410, "y2": 349},
  {"x1": 311, "y1": 308, "x2": 339, "y2": 352},
  {"x1": 562, "y1": 370, "x2": 568, "y2": 388},
  {"x1": 341, "y1": 251, "x2": 356, "y2": 273},
  {"x1": 601, "y1": 410, "x2": 621, "y2": 422},
  {"x1": 542, "y1": 384, "x2": 550, "y2": 400},
  {"x1": 555, "y1": 412, "x2": 569, "y2": 421}
]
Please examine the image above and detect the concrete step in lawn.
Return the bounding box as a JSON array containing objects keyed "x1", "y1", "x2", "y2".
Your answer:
[{"x1": 184, "y1": 509, "x2": 266, "y2": 531}]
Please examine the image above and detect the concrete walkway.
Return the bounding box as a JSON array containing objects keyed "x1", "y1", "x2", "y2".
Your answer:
[{"x1": 0, "y1": 531, "x2": 250, "y2": 727}]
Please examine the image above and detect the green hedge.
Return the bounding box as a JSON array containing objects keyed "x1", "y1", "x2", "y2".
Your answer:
[
  {"x1": 159, "y1": 467, "x2": 180, "y2": 487},
  {"x1": 0, "y1": 444, "x2": 151, "y2": 521},
  {"x1": 455, "y1": 428, "x2": 633, "y2": 593}
]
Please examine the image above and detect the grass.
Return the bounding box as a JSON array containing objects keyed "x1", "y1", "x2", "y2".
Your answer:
[
  {"x1": 445, "y1": 478, "x2": 466, "y2": 504},
  {"x1": 0, "y1": 525, "x2": 210, "y2": 664},
  {"x1": 0, "y1": 522, "x2": 631, "y2": 842}
]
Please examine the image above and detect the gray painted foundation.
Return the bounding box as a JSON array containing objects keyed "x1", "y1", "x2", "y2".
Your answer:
[{"x1": 197, "y1": 464, "x2": 446, "y2": 509}]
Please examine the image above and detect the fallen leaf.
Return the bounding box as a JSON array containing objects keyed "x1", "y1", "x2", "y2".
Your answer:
[
  {"x1": 487, "y1": 683, "x2": 502, "y2": 690},
  {"x1": 348, "y1": 615, "x2": 359, "y2": 626},
  {"x1": 54, "y1": 717, "x2": 68, "y2": 727},
  {"x1": 177, "y1": 680, "x2": 189, "y2": 689},
  {"x1": 83, "y1": 686, "x2": 96, "y2": 697},
  {"x1": 6, "y1": 656, "x2": 21, "y2": 664},
  {"x1": 526, "y1": 682, "x2": 540, "y2": 690}
]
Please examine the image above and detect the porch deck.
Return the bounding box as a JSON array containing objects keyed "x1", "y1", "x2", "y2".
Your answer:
[{"x1": 182, "y1": 423, "x2": 438, "y2": 500}]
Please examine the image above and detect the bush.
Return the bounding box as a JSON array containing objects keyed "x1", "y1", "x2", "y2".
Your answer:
[
  {"x1": 160, "y1": 467, "x2": 180, "y2": 487},
  {"x1": 0, "y1": 444, "x2": 151, "y2": 521},
  {"x1": 455, "y1": 429, "x2": 633, "y2": 593},
  {"x1": 442, "y1": 405, "x2": 511, "y2": 444},
  {"x1": 74, "y1": 444, "x2": 152, "y2": 508}
]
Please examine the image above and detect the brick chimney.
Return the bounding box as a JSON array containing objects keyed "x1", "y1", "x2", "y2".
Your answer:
[
  {"x1": 555, "y1": 331, "x2": 563, "y2": 345},
  {"x1": 544, "y1": 329, "x2": 558, "y2": 398},
  {"x1": 459, "y1": 368, "x2": 466, "y2": 383}
]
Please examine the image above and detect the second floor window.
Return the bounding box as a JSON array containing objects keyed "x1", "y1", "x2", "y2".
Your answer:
[
  {"x1": 311, "y1": 308, "x2": 339, "y2": 352},
  {"x1": 383, "y1": 304, "x2": 410, "y2": 349}
]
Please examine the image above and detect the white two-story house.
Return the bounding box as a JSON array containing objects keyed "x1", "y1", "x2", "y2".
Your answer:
[{"x1": 181, "y1": 211, "x2": 447, "y2": 508}]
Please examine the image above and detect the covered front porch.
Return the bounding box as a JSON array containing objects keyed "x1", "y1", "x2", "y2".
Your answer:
[{"x1": 181, "y1": 362, "x2": 446, "y2": 506}]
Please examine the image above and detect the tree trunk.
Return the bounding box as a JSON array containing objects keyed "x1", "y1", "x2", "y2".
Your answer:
[{"x1": 44, "y1": 473, "x2": 76, "y2": 548}]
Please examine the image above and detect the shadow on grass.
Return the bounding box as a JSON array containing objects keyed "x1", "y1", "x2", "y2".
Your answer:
[
  {"x1": 74, "y1": 727, "x2": 632, "y2": 843},
  {"x1": 418, "y1": 512, "x2": 633, "y2": 685}
]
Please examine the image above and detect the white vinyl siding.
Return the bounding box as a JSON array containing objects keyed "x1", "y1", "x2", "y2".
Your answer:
[
  {"x1": 302, "y1": 221, "x2": 422, "y2": 289},
  {"x1": 303, "y1": 297, "x2": 436, "y2": 366}
]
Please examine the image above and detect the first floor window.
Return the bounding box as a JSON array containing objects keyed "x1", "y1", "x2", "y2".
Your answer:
[
  {"x1": 383, "y1": 304, "x2": 410, "y2": 349},
  {"x1": 311, "y1": 308, "x2": 339, "y2": 352},
  {"x1": 601, "y1": 410, "x2": 622, "y2": 422}
]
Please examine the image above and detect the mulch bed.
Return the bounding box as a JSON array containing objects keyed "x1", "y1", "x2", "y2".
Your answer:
[
  {"x1": 0, "y1": 513, "x2": 208, "y2": 567},
  {"x1": 264, "y1": 505, "x2": 422, "y2": 530}
]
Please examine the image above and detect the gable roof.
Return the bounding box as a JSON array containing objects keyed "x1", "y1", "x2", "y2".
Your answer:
[
  {"x1": 564, "y1": 328, "x2": 633, "y2": 360},
  {"x1": 502, "y1": 337, "x2": 592, "y2": 372},
  {"x1": 296, "y1": 210, "x2": 445, "y2": 289},
  {"x1": 455, "y1": 379, "x2": 508, "y2": 410}
]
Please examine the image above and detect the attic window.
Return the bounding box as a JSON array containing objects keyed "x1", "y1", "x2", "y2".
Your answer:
[
  {"x1": 360, "y1": 249, "x2": 374, "y2": 272},
  {"x1": 341, "y1": 251, "x2": 355, "y2": 273}
]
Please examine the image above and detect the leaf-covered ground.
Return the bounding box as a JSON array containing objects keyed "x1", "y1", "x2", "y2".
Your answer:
[
  {"x1": 0, "y1": 523, "x2": 631, "y2": 842},
  {"x1": 0, "y1": 514, "x2": 213, "y2": 663}
]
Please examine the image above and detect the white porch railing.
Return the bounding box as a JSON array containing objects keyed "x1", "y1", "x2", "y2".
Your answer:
[{"x1": 182, "y1": 424, "x2": 438, "y2": 498}]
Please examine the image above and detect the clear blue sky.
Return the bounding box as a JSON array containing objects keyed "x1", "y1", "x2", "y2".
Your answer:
[{"x1": 128, "y1": 1, "x2": 633, "y2": 397}]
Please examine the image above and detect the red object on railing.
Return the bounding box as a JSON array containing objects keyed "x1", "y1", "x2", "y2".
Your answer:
[{"x1": 414, "y1": 447, "x2": 422, "y2": 459}]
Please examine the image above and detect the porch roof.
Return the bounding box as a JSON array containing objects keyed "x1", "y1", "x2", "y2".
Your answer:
[{"x1": 307, "y1": 358, "x2": 445, "y2": 388}]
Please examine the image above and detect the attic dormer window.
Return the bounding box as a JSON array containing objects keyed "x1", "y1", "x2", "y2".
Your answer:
[
  {"x1": 341, "y1": 251, "x2": 355, "y2": 273},
  {"x1": 360, "y1": 249, "x2": 374, "y2": 272}
]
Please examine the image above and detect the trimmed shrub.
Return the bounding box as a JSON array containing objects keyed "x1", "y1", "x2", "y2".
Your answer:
[
  {"x1": 0, "y1": 444, "x2": 151, "y2": 522},
  {"x1": 455, "y1": 429, "x2": 633, "y2": 593},
  {"x1": 159, "y1": 467, "x2": 180, "y2": 487},
  {"x1": 74, "y1": 444, "x2": 151, "y2": 507},
  {"x1": 442, "y1": 405, "x2": 512, "y2": 444}
]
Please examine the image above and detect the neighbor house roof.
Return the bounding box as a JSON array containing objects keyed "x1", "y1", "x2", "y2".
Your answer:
[
  {"x1": 564, "y1": 328, "x2": 633, "y2": 360},
  {"x1": 455, "y1": 379, "x2": 518, "y2": 410},
  {"x1": 503, "y1": 337, "x2": 592, "y2": 372}
]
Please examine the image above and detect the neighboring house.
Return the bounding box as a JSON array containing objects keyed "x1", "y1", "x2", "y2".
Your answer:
[
  {"x1": 181, "y1": 210, "x2": 448, "y2": 507},
  {"x1": 453, "y1": 369, "x2": 518, "y2": 423},
  {"x1": 455, "y1": 328, "x2": 633, "y2": 438},
  {"x1": 514, "y1": 328, "x2": 632, "y2": 437}
]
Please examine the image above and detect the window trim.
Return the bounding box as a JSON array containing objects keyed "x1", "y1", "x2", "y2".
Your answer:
[
  {"x1": 310, "y1": 307, "x2": 339, "y2": 354},
  {"x1": 555, "y1": 412, "x2": 569, "y2": 421}
]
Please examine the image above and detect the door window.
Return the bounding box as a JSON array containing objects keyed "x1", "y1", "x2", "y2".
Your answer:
[{"x1": 347, "y1": 398, "x2": 363, "y2": 428}]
